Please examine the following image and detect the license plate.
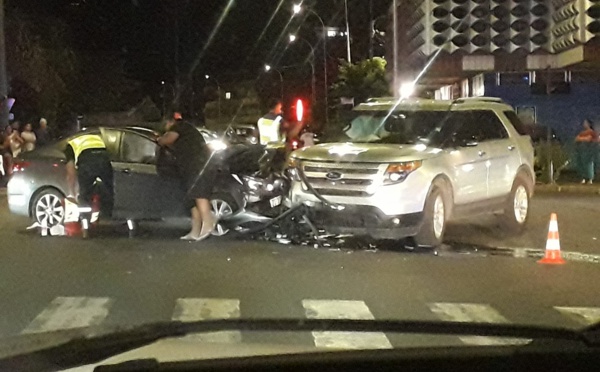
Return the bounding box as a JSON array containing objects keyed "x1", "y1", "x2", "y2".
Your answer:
[{"x1": 270, "y1": 196, "x2": 282, "y2": 208}]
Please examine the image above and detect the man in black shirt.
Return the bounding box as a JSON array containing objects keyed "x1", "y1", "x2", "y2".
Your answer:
[{"x1": 158, "y1": 113, "x2": 216, "y2": 241}]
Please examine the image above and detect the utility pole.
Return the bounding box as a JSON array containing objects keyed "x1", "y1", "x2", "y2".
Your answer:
[
  {"x1": 392, "y1": 0, "x2": 398, "y2": 97},
  {"x1": 344, "y1": 0, "x2": 352, "y2": 63},
  {"x1": 369, "y1": 0, "x2": 374, "y2": 59},
  {"x1": 0, "y1": 0, "x2": 9, "y2": 130}
]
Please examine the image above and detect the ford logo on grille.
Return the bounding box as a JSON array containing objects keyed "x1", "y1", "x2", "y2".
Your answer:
[{"x1": 326, "y1": 171, "x2": 342, "y2": 180}]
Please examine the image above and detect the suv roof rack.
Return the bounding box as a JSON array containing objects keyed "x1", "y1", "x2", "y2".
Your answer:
[
  {"x1": 454, "y1": 97, "x2": 504, "y2": 104},
  {"x1": 366, "y1": 97, "x2": 397, "y2": 103}
]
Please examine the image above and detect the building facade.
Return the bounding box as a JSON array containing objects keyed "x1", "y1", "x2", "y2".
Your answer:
[{"x1": 388, "y1": 0, "x2": 600, "y2": 140}]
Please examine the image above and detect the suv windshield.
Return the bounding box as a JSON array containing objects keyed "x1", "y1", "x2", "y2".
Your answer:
[{"x1": 343, "y1": 110, "x2": 450, "y2": 145}]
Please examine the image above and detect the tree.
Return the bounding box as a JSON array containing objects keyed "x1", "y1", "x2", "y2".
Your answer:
[
  {"x1": 330, "y1": 57, "x2": 390, "y2": 105},
  {"x1": 5, "y1": 10, "x2": 78, "y2": 123}
]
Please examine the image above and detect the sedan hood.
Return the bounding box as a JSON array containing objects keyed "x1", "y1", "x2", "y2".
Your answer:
[{"x1": 292, "y1": 142, "x2": 442, "y2": 163}]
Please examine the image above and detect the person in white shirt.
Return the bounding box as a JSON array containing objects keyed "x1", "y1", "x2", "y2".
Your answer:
[{"x1": 21, "y1": 122, "x2": 37, "y2": 152}]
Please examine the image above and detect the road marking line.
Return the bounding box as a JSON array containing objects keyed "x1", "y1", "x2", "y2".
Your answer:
[
  {"x1": 554, "y1": 307, "x2": 600, "y2": 326},
  {"x1": 22, "y1": 297, "x2": 112, "y2": 334},
  {"x1": 428, "y1": 303, "x2": 530, "y2": 346},
  {"x1": 172, "y1": 298, "x2": 241, "y2": 343},
  {"x1": 302, "y1": 299, "x2": 392, "y2": 349}
]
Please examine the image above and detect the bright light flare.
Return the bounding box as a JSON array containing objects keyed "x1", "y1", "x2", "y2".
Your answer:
[
  {"x1": 289, "y1": 34, "x2": 297, "y2": 42},
  {"x1": 293, "y1": 4, "x2": 302, "y2": 14},
  {"x1": 400, "y1": 82, "x2": 415, "y2": 99},
  {"x1": 264, "y1": 65, "x2": 272, "y2": 72}
]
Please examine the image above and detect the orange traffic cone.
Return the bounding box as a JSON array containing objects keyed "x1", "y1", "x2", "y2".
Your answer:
[{"x1": 538, "y1": 213, "x2": 565, "y2": 265}]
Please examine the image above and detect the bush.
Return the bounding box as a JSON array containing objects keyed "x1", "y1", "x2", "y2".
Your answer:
[{"x1": 534, "y1": 141, "x2": 572, "y2": 183}]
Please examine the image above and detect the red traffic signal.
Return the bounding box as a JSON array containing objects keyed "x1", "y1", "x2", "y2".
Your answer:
[{"x1": 295, "y1": 99, "x2": 304, "y2": 122}]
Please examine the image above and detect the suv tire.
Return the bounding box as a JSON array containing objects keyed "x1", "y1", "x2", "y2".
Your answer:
[
  {"x1": 500, "y1": 174, "x2": 531, "y2": 234},
  {"x1": 414, "y1": 182, "x2": 448, "y2": 248}
]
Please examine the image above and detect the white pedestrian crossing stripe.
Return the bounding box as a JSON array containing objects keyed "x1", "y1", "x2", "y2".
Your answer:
[
  {"x1": 554, "y1": 307, "x2": 600, "y2": 326},
  {"x1": 428, "y1": 303, "x2": 530, "y2": 346},
  {"x1": 16, "y1": 297, "x2": 600, "y2": 348},
  {"x1": 302, "y1": 299, "x2": 392, "y2": 349},
  {"x1": 172, "y1": 298, "x2": 241, "y2": 343},
  {"x1": 22, "y1": 297, "x2": 112, "y2": 334}
]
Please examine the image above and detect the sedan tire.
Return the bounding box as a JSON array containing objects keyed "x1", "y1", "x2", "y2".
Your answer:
[
  {"x1": 210, "y1": 193, "x2": 238, "y2": 236},
  {"x1": 31, "y1": 188, "x2": 65, "y2": 227}
]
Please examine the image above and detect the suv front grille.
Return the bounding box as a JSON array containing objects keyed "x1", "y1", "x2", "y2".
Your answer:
[{"x1": 301, "y1": 161, "x2": 382, "y2": 197}]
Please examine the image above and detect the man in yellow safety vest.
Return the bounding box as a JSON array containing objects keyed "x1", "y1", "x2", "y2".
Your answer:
[
  {"x1": 257, "y1": 100, "x2": 287, "y2": 145},
  {"x1": 64, "y1": 130, "x2": 114, "y2": 218}
]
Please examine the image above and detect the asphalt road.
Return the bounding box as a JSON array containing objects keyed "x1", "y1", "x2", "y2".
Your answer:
[{"x1": 1, "y1": 192, "x2": 600, "y2": 351}]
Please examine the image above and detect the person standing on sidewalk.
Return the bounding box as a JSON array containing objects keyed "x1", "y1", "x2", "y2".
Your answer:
[
  {"x1": 574, "y1": 119, "x2": 598, "y2": 184},
  {"x1": 36, "y1": 118, "x2": 51, "y2": 147}
]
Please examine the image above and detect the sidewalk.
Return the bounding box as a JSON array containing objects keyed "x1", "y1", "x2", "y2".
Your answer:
[
  {"x1": 535, "y1": 183, "x2": 600, "y2": 194},
  {"x1": 535, "y1": 170, "x2": 600, "y2": 194}
]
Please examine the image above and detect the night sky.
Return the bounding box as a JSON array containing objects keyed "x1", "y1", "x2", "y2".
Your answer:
[{"x1": 8, "y1": 0, "x2": 391, "y2": 81}]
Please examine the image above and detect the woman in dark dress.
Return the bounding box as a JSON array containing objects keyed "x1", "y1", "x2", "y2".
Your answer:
[{"x1": 158, "y1": 113, "x2": 217, "y2": 240}]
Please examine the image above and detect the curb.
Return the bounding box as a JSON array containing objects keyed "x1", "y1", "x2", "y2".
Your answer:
[{"x1": 535, "y1": 184, "x2": 600, "y2": 195}]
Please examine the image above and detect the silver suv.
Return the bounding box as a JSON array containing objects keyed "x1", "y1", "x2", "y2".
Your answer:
[{"x1": 287, "y1": 97, "x2": 535, "y2": 247}]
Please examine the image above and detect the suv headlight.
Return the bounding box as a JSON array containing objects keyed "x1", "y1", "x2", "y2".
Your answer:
[
  {"x1": 286, "y1": 157, "x2": 301, "y2": 181},
  {"x1": 384, "y1": 161, "x2": 422, "y2": 184}
]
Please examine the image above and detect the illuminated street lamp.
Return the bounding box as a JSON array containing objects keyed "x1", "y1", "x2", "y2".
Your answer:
[
  {"x1": 289, "y1": 34, "x2": 316, "y2": 107},
  {"x1": 264, "y1": 64, "x2": 284, "y2": 102},
  {"x1": 205, "y1": 74, "x2": 221, "y2": 121},
  {"x1": 292, "y1": 3, "x2": 328, "y2": 124}
]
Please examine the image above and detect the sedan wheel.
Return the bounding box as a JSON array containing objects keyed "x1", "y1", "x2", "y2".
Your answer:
[
  {"x1": 34, "y1": 191, "x2": 65, "y2": 227},
  {"x1": 210, "y1": 198, "x2": 234, "y2": 236}
]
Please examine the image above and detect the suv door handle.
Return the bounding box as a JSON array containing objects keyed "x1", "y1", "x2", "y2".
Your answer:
[
  {"x1": 478, "y1": 151, "x2": 486, "y2": 157},
  {"x1": 508, "y1": 145, "x2": 516, "y2": 151}
]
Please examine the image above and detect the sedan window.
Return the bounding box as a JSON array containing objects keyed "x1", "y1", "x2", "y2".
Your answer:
[
  {"x1": 121, "y1": 132, "x2": 158, "y2": 164},
  {"x1": 100, "y1": 129, "x2": 122, "y2": 161}
]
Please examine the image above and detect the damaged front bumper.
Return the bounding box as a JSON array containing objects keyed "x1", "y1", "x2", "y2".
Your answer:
[{"x1": 286, "y1": 200, "x2": 423, "y2": 240}]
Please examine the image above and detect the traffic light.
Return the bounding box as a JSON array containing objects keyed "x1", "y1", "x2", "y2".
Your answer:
[{"x1": 295, "y1": 98, "x2": 304, "y2": 122}]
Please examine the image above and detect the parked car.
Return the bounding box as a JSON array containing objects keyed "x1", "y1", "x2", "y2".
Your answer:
[
  {"x1": 286, "y1": 97, "x2": 535, "y2": 247},
  {"x1": 6, "y1": 127, "x2": 242, "y2": 229},
  {"x1": 225, "y1": 124, "x2": 259, "y2": 145}
]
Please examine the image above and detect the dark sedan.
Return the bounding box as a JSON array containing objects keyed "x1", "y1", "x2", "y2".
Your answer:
[{"x1": 7, "y1": 127, "x2": 240, "y2": 234}]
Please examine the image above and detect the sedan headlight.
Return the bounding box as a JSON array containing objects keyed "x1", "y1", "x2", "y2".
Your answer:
[
  {"x1": 384, "y1": 160, "x2": 422, "y2": 184},
  {"x1": 208, "y1": 139, "x2": 228, "y2": 152},
  {"x1": 243, "y1": 175, "x2": 265, "y2": 191}
]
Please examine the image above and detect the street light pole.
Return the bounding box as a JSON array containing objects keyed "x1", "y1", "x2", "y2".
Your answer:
[
  {"x1": 161, "y1": 81, "x2": 166, "y2": 118},
  {"x1": 344, "y1": 0, "x2": 352, "y2": 63},
  {"x1": 289, "y1": 35, "x2": 316, "y2": 109},
  {"x1": 0, "y1": 0, "x2": 9, "y2": 130},
  {"x1": 205, "y1": 75, "x2": 221, "y2": 122},
  {"x1": 264, "y1": 65, "x2": 284, "y2": 102},
  {"x1": 293, "y1": 4, "x2": 328, "y2": 124},
  {"x1": 392, "y1": 0, "x2": 399, "y2": 97}
]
